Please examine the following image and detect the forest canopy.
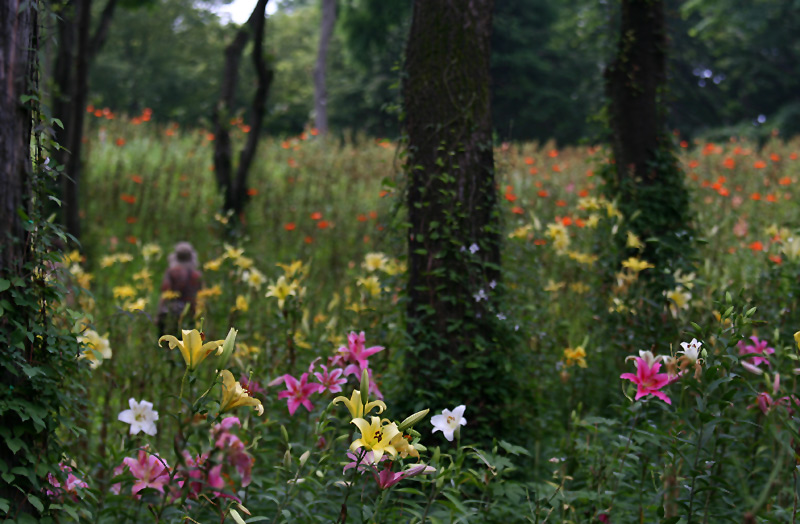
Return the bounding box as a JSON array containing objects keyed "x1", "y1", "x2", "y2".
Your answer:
[{"x1": 84, "y1": 0, "x2": 800, "y2": 144}]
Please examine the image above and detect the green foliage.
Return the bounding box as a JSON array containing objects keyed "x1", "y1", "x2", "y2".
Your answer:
[{"x1": 1, "y1": 68, "x2": 90, "y2": 521}]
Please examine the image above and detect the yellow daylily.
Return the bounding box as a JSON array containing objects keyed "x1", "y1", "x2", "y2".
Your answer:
[
  {"x1": 626, "y1": 231, "x2": 644, "y2": 250},
  {"x1": 158, "y1": 329, "x2": 225, "y2": 371},
  {"x1": 277, "y1": 260, "x2": 305, "y2": 278},
  {"x1": 124, "y1": 297, "x2": 147, "y2": 312},
  {"x1": 223, "y1": 244, "x2": 245, "y2": 260},
  {"x1": 508, "y1": 224, "x2": 532, "y2": 240},
  {"x1": 543, "y1": 279, "x2": 565, "y2": 293},
  {"x1": 563, "y1": 346, "x2": 588, "y2": 368},
  {"x1": 233, "y1": 295, "x2": 249, "y2": 312},
  {"x1": 219, "y1": 370, "x2": 264, "y2": 416},
  {"x1": 621, "y1": 257, "x2": 654, "y2": 273},
  {"x1": 350, "y1": 416, "x2": 400, "y2": 463},
  {"x1": 204, "y1": 257, "x2": 223, "y2": 271},
  {"x1": 357, "y1": 275, "x2": 382, "y2": 297},
  {"x1": 113, "y1": 285, "x2": 137, "y2": 300},
  {"x1": 141, "y1": 243, "x2": 162, "y2": 261},
  {"x1": 234, "y1": 256, "x2": 254, "y2": 270},
  {"x1": 795, "y1": 330, "x2": 800, "y2": 350},
  {"x1": 363, "y1": 253, "x2": 388, "y2": 272},
  {"x1": 78, "y1": 329, "x2": 112, "y2": 369},
  {"x1": 243, "y1": 268, "x2": 266, "y2": 290},
  {"x1": 161, "y1": 290, "x2": 180, "y2": 300},
  {"x1": 265, "y1": 276, "x2": 298, "y2": 309},
  {"x1": 331, "y1": 389, "x2": 386, "y2": 420}
]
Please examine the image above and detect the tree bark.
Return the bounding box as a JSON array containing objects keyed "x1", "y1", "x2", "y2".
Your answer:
[
  {"x1": 54, "y1": 0, "x2": 119, "y2": 241},
  {"x1": 0, "y1": 0, "x2": 35, "y2": 275},
  {"x1": 403, "y1": 0, "x2": 501, "y2": 420},
  {"x1": 604, "y1": 0, "x2": 667, "y2": 183},
  {"x1": 213, "y1": 0, "x2": 273, "y2": 219},
  {"x1": 313, "y1": 0, "x2": 336, "y2": 135},
  {"x1": 0, "y1": 0, "x2": 37, "y2": 513}
]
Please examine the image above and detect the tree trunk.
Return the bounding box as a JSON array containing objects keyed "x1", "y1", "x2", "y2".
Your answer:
[
  {"x1": 63, "y1": 0, "x2": 92, "y2": 240},
  {"x1": 1, "y1": 0, "x2": 35, "y2": 275},
  {"x1": 213, "y1": 0, "x2": 273, "y2": 219},
  {"x1": 0, "y1": 0, "x2": 37, "y2": 513},
  {"x1": 604, "y1": 0, "x2": 666, "y2": 184},
  {"x1": 403, "y1": 0, "x2": 505, "y2": 432},
  {"x1": 603, "y1": 0, "x2": 690, "y2": 264},
  {"x1": 313, "y1": 0, "x2": 336, "y2": 135},
  {"x1": 603, "y1": 0, "x2": 692, "y2": 350},
  {"x1": 54, "y1": 0, "x2": 118, "y2": 241}
]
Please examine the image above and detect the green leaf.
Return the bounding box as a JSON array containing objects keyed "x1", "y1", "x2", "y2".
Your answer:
[
  {"x1": 27, "y1": 493, "x2": 43, "y2": 512},
  {"x1": 7, "y1": 438, "x2": 24, "y2": 454},
  {"x1": 0, "y1": 279, "x2": 9, "y2": 292}
]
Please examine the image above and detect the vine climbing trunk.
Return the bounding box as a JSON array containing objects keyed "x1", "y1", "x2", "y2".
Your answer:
[
  {"x1": 212, "y1": 0, "x2": 274, "y2": 221},
  {"x1": 0, "y1": 0, "x2": 38, "y2": 514},
  {"x1": 602, "y1": 0, "x2": 692, "y2": 349},
  {"x1": 0, "y1": 0, "x2": 35, "y2": 275},
  {"x1": 403, "y1": 0, "x2": 508, "y2": 434},
  {"x1": 603, "y1": 0, "x2": 690, "y2": 260}
]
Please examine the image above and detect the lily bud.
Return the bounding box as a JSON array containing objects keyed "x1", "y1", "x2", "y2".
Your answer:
[
  {"x1": 360, "y1": 368, "x2": 370, "y2": 407},
  {"x1": 217, "y1": 327, "x2": 238, "y2": 368},
  {"x1": 398, "y1": 408, "x2": 430, "y2": 432}
]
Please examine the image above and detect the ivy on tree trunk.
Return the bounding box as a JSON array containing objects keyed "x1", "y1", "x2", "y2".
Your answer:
[{"x1": 403, "y1": 0, "x2": 513, "y2": 436}]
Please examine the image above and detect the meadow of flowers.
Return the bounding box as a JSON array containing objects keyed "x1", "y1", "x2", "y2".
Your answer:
[{"x1": 46, "y1": 110, "x2": 800, "y2": 522}]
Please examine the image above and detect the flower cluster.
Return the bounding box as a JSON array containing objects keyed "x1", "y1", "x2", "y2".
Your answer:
[{"x1": 270, "y1": 331, "x2": 384, "y2": 415}]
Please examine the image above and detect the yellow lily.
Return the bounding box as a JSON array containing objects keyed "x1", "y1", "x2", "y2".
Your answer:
[
  {"x1": 363, "y1": 253, "x2": 388, "y2": 272},
  {"x1": 158, "y1": 329, "x2": 225, "y2": 371},
  {"x1": 265, "y1": 276, "x2": 298, "y2": 309},
  {"x1": 277, "y1": 260, "x2": 305, "y2": 278},
  {"x1": 621, "y1": 257, "x2": 654, "y2": 273},
  {"x1": 563, "y1": 346, "x2": 588, "y2": 368},
  {"x1": 350, "y1": 416, "x2": 400, "y2": 463},
  {"x1": 219, "y1": 370, "x2": 264, "y2": 416},
  {"x1": 390, "y1": 433, "x2": 420, "y2": 459},
  {"x1": 331, "y1": 389, "x2": 386, "y2": 420}
]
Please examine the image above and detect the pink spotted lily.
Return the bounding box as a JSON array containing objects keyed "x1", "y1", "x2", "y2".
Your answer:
[
  {"x1": 313, "y1": 364, "x2": 348, "y2": 394},
  {"x1": 121, "y1": 449, "x2": 171, "y2": 497},
  {"x1": 275, "y1": 372, "x2": 324, "y2": 415},
  {"x1": 620, "y1": 350, "x2": 672, "y2": 405},
  {"x1": 738, "y1": 336, "x2": 775, "y2": 374},
  {"x1": 334, "y1": 331, "x2": 384, "y2": 371}
]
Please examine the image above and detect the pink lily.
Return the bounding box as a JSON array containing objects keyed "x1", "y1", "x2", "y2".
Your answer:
[
  {"x1": 314, "y1": 364, "x2": 348, "y2": 394},
  {"x1": 738, "y1": 336, "x2": 775, "y2": 370},
  {"x1": 368, "y1": 463, "x2": 435, "y2": 490},
  {"x1": 277, "y1": 372, "x2": 323, "y2": 415},
  {"x1": 620, "y1": 352, "x2": 672, "y2": 405},
  {"x1": 212, "y1": 417, "x2": 254, "y2": 487},
  {"x1": 239, "y1": 373, "x2": 265, "y2": 395},
  {"x1": 336, "y1": 331, "x2": 384, "y2": 370},
  {"x1": 122, "y1": 449, "x2": 170, "y2": 497}
]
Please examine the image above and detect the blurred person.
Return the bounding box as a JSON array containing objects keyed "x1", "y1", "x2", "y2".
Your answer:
[{"x1": 157, "y1": 242, "x2": 202, "y2": 335}]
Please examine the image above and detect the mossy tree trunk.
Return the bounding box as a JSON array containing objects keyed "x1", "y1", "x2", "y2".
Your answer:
[
  {"x1": 604, "y1": 0, "x2": 690, "y2": 266},
  {"x1": 0, "y1": 0, "x2": 38, "y2": 514},
  {"x1": 605, "y1": 0, "x2": 666, "y2": 184},
  {"x1": 403, "y1": 0, "x2": 508, "y2": 433}
]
